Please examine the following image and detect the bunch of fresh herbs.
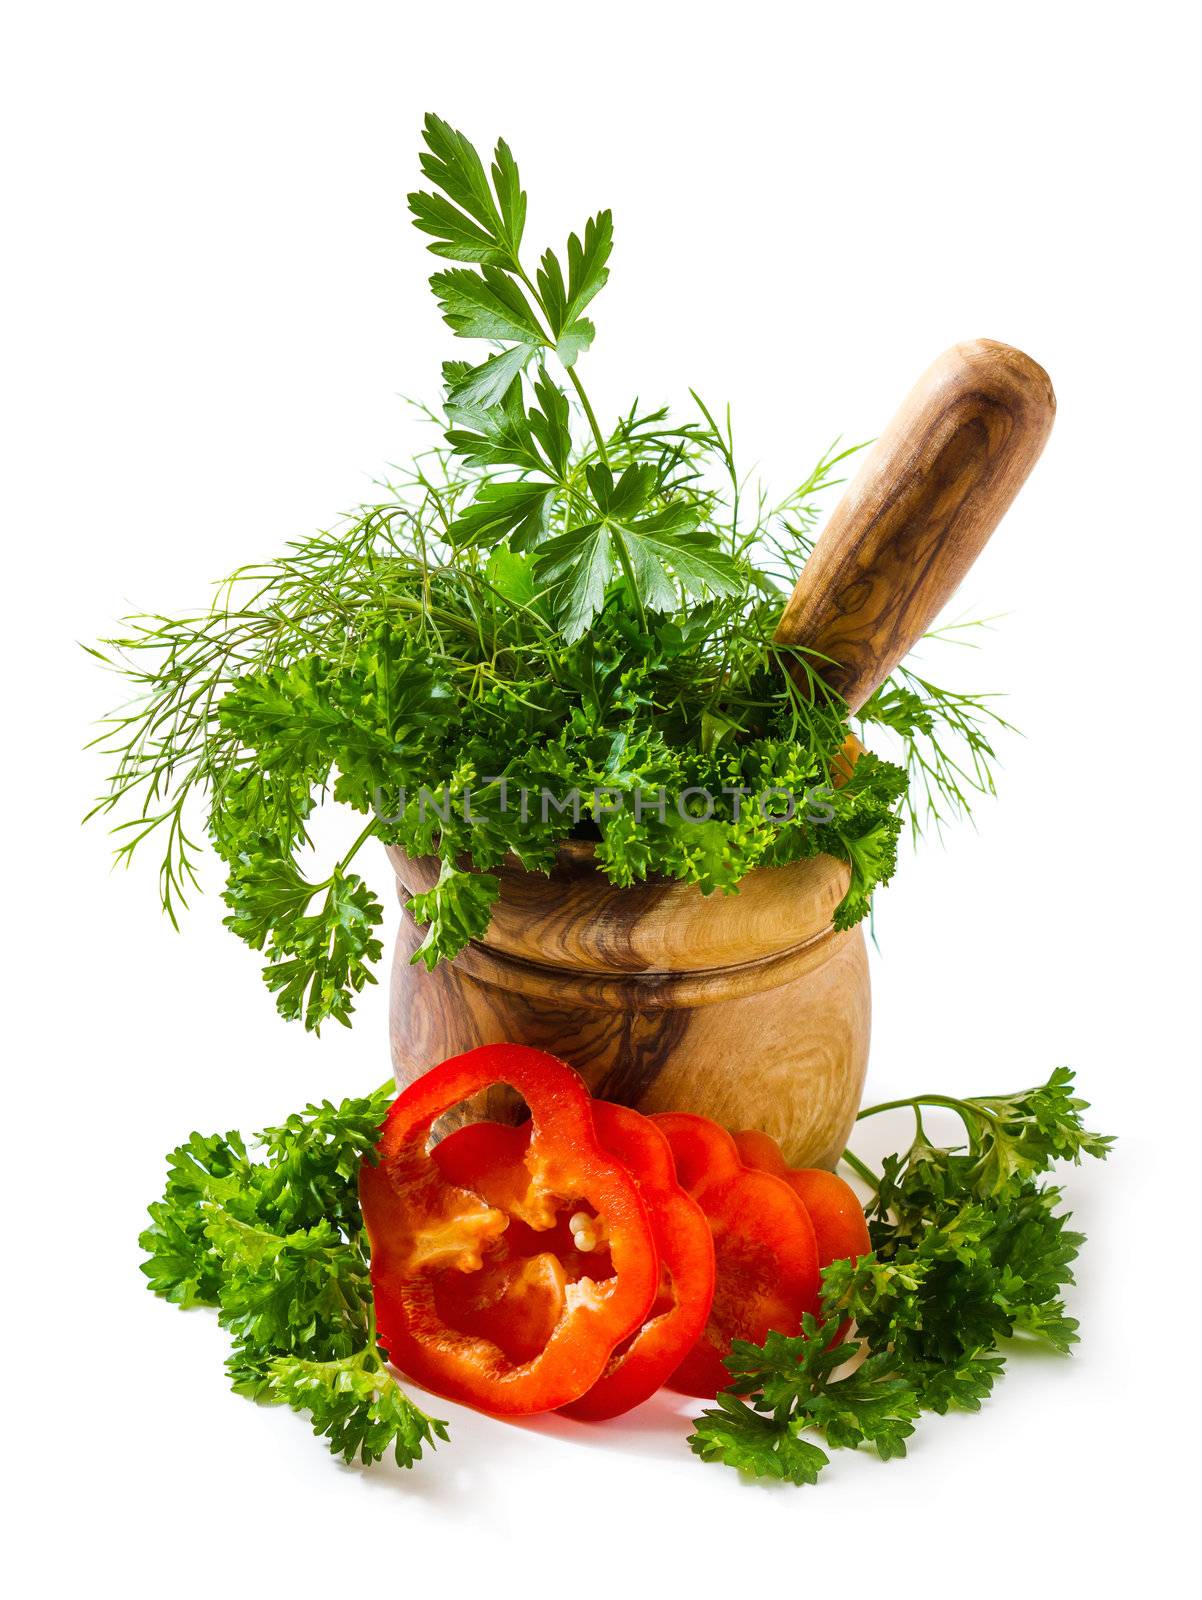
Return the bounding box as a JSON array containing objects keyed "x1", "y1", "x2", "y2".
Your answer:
[
  {"x1": 689, "y1": 1066, "x2": 1112, "y2": 1484},
  {"x1": 88, "y1": 114, "x2": 1010, "y2": 1031},
  {"x1": 139, "y1": 1082, "x2": 448, "y2": 1468}
]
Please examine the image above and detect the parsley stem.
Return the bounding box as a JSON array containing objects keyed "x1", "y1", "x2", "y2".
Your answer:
[
  {"x1": 840, "y1": 1147, "x2": 882, "y2": 1190},
  {"x1": 337, "y1": 817, "x2": 379, "y2": 875},
  {"x1": 513, "y1": 258, "x2": 610, "y2": 465},
  {"x1": 856, "y1": 1093, "x2": 979, "y2": 1123},
  {"x1": 566, "y1": 367, "x2": 610, "y2": 464},
  {"x1": 610, "y1": 532, "x2": 648, "y2": 634}
]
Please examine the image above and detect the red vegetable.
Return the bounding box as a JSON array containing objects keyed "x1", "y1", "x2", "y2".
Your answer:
[
  {"x1": 652, "y1": 1112, "x2": 821, "y2": 1399},
  {"x1": 731, "y1": 1128, "x2": 871, "y2": 1266},
  {"x1": 561, "y1": 1101, "x2": 716, "y2": 1420},
  {"x1": 359, "y1": 1044, "x2": 659, "y2": 1417},
  {"x1": 434, "y1": 1100, "x2": 715, "y2": 1420}
]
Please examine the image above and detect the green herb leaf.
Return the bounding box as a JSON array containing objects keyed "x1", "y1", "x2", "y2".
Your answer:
[
  {"x1": 430, "y1": 266, "x2": 545, "y2": 346},
  {"x1": 140, "y1": 1083, "x2": 449, "y2": 1471},
  {"x1": 532, "y1": 520, "x2": 613, "y2": 640},
  {"x1": 446, "y1": 480, "x2": 556, "y2": 550},
  {"x1": 723, "y1": 1325, "x2": 920, "y2": 1459},
  {"x1": 139, "y1": 1130, "x2": 253, "y2": 1306},
  {"x1": 407, "y1": 860, "x2": 499, "y2": 971},
  {"x1": 447, "y1": 345, "x2": 537, "y2": 409},
  {"x1": 260, "y1": 871, "x2": 383, "y2": 1030},
  {"x1": 689, "y1": 1394, "x2": 830, "y2": 1485},
  {"x1": 263, "y1": 1351, "x2": 449, "y2": 1468},
  {"x1": 409, "y1": 113, "x2": 519, "y2": 266},
  {"x1": 536, "y1": 210, "x2": 613, "y2": 343},
  {"x1": 817, "y1": 752, "x2": 906, "y2": 930},
  {"x1": 221, "y1": 853, "x2": 383, "y2": 1032},
  {"x1": 620, "y1": 506, "x2": 743, "y2": 606}
]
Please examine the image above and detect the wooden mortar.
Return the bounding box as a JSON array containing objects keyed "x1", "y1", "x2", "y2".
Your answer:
[
  {"x1": 388, "y1": 840, "x2": 867, "y2": 1167},
  {"x1": 389, "y1": 340, "x2": 1055, "y2": 1165}
]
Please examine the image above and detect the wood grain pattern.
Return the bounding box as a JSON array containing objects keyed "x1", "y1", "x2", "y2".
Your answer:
[
  {"x1": 388, "y1": 844, "x2": 870, "y2": 1169},
  {"x1": 775, "y1": 339, "x2": 1055, "y2": 711}
]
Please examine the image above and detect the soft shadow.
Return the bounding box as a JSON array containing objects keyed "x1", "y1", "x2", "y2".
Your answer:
[
  {"x1": 507, "y1": 1387, "x2": 703, "y2": 1463},
  {"x1": 995, "y1": 1332, "x2": 1076, "y2": 1366},
  {"x1": 326, "y1": 1380, "x2": 702, "y2": 1501}
]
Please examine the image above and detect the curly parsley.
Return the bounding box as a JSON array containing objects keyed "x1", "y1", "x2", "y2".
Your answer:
[
  {"x1": 139, "y1": 1085, "x2": 447, "y2": 1469},
  {"x1": 689, "y1": 1067, "x2": 1112, "y2": 1485}
]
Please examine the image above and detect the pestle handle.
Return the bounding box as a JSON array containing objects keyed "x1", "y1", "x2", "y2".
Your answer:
[{"x1": 774, "y1": 339, "x2": 1056, "y2": 712}]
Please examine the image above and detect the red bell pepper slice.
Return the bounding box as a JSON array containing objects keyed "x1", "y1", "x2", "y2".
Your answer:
[
  {"x1": 433, "y1": 1100, "x2": 716, "y2": 1421},
  {"x1": 563, "y1": 1101, "x2": 715, "y2": 1419},
  {"x1": 360, "y1": 1044, "x2": 659, "y2": 1417},
  {"x1": 652, "y1": 1112, "x2": 821, "y2": 1399},
  {"x1": 731, "y1": 1128, "x2": 871, "y2": 1266}
]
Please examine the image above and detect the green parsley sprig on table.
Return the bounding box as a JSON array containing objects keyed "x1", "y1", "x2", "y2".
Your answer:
[
  {"x1": 689, "y1": 1067, "x2": 1113, "y2": 1485},
  {"x1": 140, "y1": 1083, "x2": 448, "y2": 1468},
  {"x1": 89, "y1": 113, "x2": 1011, "y2": 1033}
]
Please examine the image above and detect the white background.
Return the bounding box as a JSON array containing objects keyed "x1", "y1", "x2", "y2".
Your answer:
[{"x1": 4, "y1": 2, "x2": 1199, "y2": 1593}]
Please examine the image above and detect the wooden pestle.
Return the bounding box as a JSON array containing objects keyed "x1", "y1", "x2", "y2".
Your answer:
[{"x1": 775, "y1": 340, "x2": 1056, "y2": 712}]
